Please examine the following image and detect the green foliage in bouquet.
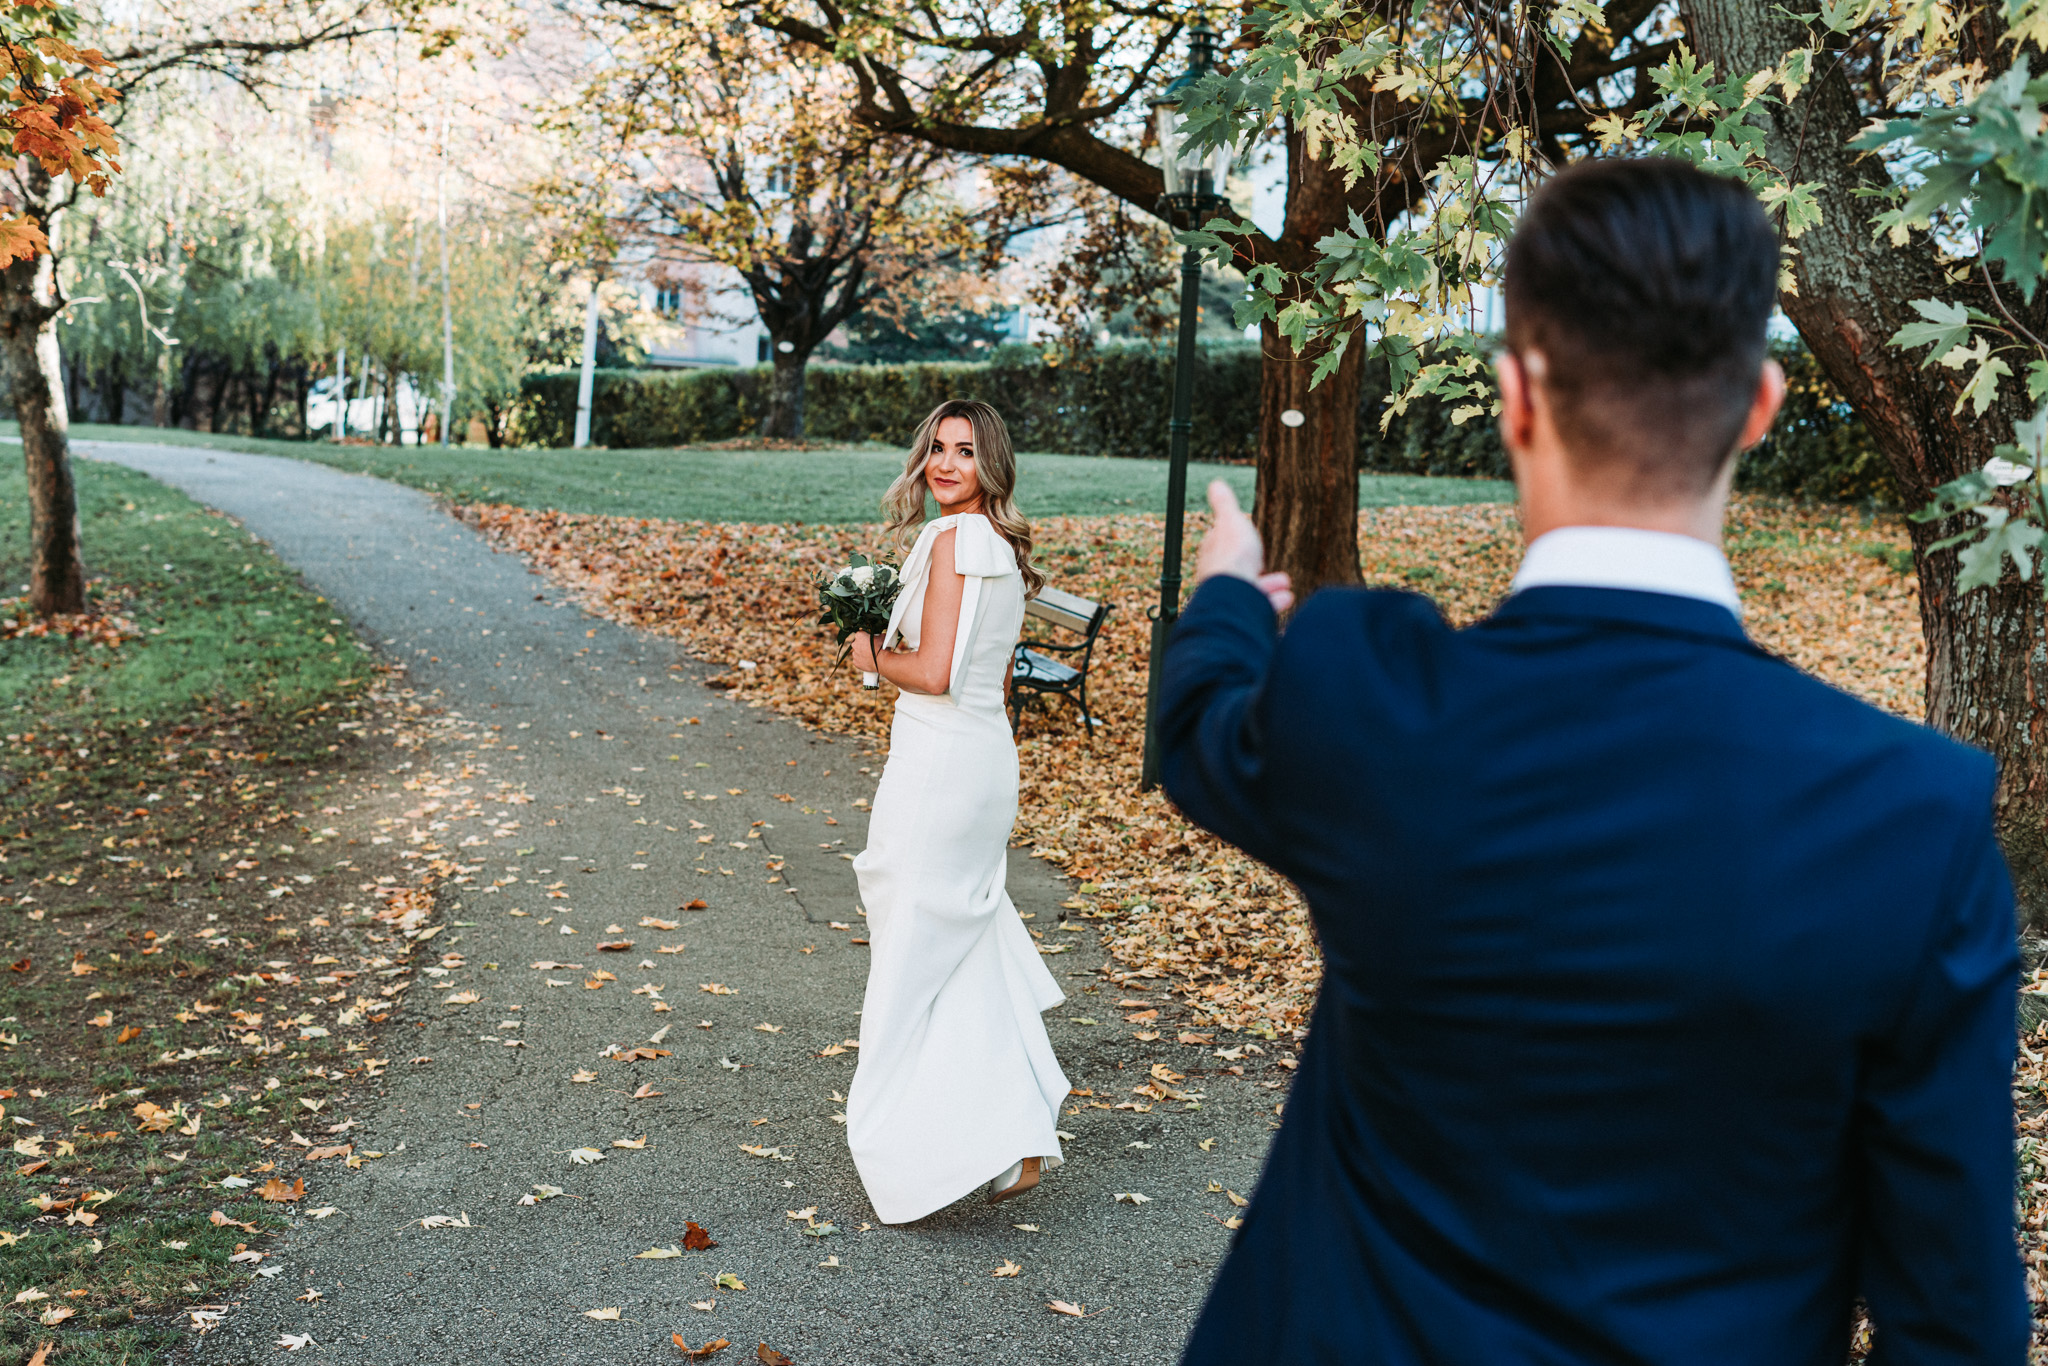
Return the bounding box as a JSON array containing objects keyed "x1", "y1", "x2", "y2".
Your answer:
[{"x1": 817, "y1": 553, "x2": 903, "y2": 662}]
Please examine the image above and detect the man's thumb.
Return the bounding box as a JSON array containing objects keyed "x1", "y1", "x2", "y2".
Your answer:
[{"x1": 1207, "y1": 479, "x2": 1243, "y2": 520}]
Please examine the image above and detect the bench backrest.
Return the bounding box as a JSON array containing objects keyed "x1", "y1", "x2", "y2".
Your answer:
[{"x1": 1026, "y1": 585, "x2": 1105, "y2": 634}]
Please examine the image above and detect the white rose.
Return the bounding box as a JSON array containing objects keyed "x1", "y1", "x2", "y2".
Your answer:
[{"x1": 846, "y1": 565, "x2": 876, "y2": 588}]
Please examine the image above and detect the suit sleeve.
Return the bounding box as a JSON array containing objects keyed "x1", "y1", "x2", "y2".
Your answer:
[
  {"x1": 1857, "y1": 767, "x2": 2030, "y2": 1364},
  {"x1": 1157, "y1": 575, "x2": 1288, "y2": 869}
]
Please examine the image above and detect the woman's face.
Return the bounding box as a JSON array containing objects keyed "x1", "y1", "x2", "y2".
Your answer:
[{"x1": 924, "y1": 415, "x2": 984, "y2": 514}]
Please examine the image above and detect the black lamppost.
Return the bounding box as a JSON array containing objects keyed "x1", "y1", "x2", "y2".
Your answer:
[{"x1": 1139, "y1": 23, "x2": 1231, "y2": 792}]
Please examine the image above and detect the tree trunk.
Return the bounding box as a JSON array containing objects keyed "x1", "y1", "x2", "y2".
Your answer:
[
  {"x1": 1687, "y1": 1, "x2": 2048, "y2": 923},
  {"x1": 2, "y1": 164, "x2": 81, "y2": 616},
  {"x1": 254, "y1": 347, "x2": 280, "y2": 438},
  {"x1": 1235, "y1": 111, "x2": 1384, "y2": 598},
  {"x1": 1255, "y1": 318, "x2": 1365, "y2": 595},
  {"x1": 760, "y1": 346, "x2": 808, "y2": 440},
  {"x1": 97, "y1": 355, "x2": 123, "y2": 425}
]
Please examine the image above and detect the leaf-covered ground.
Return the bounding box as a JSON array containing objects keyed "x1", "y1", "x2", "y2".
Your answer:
[{"x1": 454, "y1": 497, "x2": 1924, "y2": 1043}]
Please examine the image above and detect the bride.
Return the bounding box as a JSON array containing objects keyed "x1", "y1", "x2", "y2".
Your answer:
[{"x1": 843, "y1": 398, "x2": 1071, "y2": 1224}]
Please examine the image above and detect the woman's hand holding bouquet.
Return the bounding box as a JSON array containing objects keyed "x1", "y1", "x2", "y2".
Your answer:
[{"x1": 817, "y1": 554, "x2": 902, "y2": 688}]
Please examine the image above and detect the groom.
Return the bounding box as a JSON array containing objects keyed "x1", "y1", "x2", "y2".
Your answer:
[{"x1": 1160, "y1": 158, "x2": 2029, "y2": 1362}]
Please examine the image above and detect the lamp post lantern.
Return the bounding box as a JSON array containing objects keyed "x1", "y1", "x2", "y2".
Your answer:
[{"x1": 1139, "y1": 22, "x2": 1230, "y2": 792}]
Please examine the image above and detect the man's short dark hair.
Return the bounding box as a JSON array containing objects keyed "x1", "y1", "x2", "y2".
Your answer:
[{"x1": 1504, "y1": 158, "x2": 1779, "y2": 497}]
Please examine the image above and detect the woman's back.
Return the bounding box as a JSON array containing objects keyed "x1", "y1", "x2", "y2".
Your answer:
[{"x1": 889, "y1": 513, "x2": 1024, "y2": 724}]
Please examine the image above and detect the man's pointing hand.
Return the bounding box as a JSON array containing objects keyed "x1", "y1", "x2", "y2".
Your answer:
[{"x1": 1194, "y1": 480, "x2": 1294, "y2": 614}]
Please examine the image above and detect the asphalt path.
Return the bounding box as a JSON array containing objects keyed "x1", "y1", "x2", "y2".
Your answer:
[{"x1": 79, "y1": 441, "x2": 1284, "y2": 1366}]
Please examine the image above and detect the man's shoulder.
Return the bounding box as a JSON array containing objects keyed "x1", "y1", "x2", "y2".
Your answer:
[{"x1": 1763, "y1": 655, "x2": 1995, "y2": 802}]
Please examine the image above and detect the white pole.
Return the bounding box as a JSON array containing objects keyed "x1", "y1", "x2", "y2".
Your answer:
[
  {"x1": 573, "y1": 279, "x2": 600, "y2": 449},
  {"x1": 332, "y1": 345, "x2": 346, "y2": 441},
  {"x1": 438, "y1": 142, "x2": 455, "y2": 446}
]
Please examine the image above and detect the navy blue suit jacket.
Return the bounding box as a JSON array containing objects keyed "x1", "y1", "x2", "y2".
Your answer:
[{"x1": 1161, "y1": 578, "x2": 2027, "y2": 1364}]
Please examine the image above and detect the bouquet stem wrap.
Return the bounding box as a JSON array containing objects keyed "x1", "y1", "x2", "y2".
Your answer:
[{"x1": 817, "y1": 554, "x2": 902, "y2": 690}]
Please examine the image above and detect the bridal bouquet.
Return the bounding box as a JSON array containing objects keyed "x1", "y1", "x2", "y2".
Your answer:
[{"x1": 817, "y1": 554, "x2": 902, "y2": 689}]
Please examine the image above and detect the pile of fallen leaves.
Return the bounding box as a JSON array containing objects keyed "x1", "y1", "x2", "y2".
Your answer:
[
  {"x1": 455, "y1": 497, "x2": 1922, "y2": 1042},
  {"x1": 0, "y1": 596, "x2": 143, "y2": 647}
]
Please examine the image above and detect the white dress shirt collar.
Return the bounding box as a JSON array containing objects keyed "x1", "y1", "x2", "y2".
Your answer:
[{"x1": 1509, "y1": 526, "x2": 1742, "y2": 618}]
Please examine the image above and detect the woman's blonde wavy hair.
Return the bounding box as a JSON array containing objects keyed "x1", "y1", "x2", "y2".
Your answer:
[{"x1": 882, "y1": 399, "x2": 1044, "y2": 598}]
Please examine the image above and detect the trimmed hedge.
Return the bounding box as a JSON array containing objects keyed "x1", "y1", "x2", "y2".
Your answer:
[
  {"x1": 516, "y1": 344, "x2": 1266, "y2": 463},
  {"x1": 517, "y1": 338, "x2": 1893, "y2": 504}
]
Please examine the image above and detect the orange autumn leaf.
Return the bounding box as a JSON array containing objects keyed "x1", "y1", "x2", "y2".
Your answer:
[
  {"x1": 257, "y1": 1177, "x2": 305, "y2": 1203},
  {"x1": 681, "y1": 1220, "x2": 718, "y2": 1250}
]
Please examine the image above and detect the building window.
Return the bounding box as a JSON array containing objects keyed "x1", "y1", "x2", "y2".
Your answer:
[
  {"x1": 655, "y1": 287, "x2": 683, "y2": 319},
  {"x1": 756, "y1": 336, "x2": 771, "y2": 363}
]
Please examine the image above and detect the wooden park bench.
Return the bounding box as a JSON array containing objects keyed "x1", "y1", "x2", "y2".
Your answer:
[{"x1": 1009, "y1": 584, "x2": 1114, "y2": 733}]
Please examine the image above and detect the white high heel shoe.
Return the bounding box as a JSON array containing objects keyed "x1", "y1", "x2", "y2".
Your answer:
[{"x1": 988, "y1": 1156, "x2": 1041, "y2": 1204}]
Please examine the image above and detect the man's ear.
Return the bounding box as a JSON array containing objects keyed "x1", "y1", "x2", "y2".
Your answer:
[
  {"x1": 1496, "y1": 350, "x2": 1538, "y2": 456},
  {"x1": 1736, "y1": 359, "x2": 1787, "y2": 451}
]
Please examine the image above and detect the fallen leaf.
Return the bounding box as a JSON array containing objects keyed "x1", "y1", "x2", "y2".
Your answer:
[
  {"x1": 571, "y1": 1070, "x2": 599, "y2": 1083},
  {"x1": 683, "y1": 1220, "x2": 718, "y2": 1250},
  {"x1": 757, "y1": 1345, "x2": 794, "y2": 1366},
  {"x1": 278, "y1": 1333, "x2": 314, "y2": 1351},
  {"x1": 306, "y1": 1207, "x2": 339, "y2": 1219},
  {"x1": 210, "y1": 1209, "x2": 259, "y2": 1233},
  {"x1": 116, "y1": 1025, "x2": 143, "y2": 1044},
  {"x1": 14, "y1": 1290, "x2": 49, "y2": 1304},
  {"x1": 38, "y1": 1307, "x2": 75, "y2": 1326},
  {"x1": 597, "y1": 941, "x2": 634, "y2": 952},
  {"x1": 739, "y1": 1144, "x2": 792, "y2": 1162},
  {"x1": 753, "y1": 1022, "x2": 782, "y2": 1033},
  {"x1": 445, "y1": 990, "x2": 481, "y2": 1005},
  {"x1": 1197, "y1": 1138, "x2": 1216, "y2": 1152},
  {"x1": 992, "y1": 1260, "x2": 1022, "y2": 1278},
  {"x1": 1049, "y1": 1301, "x2": 1085, "y2": 1317},
  {"x1": 1150, "y1": 1063, "x2": 1185, "y2": 1084},
  {"x1": 305, "y1": 1145, "x2": 351, "y2": 1162},
  {"x1": 615, "y1": 1047, "x2": 672, "y2": 1061},
  {"x1": 690, "y1": 1301, "x2": 716, "y2": 1312},
  {"x1": 1226, "y1": 1190, "x2": 1249, "y2": 1207},
  {"x1": 715, "y1": 1272, "x2": 746, "y2": 1291},
  {"x1": 568, "y1": 1148, "x2": 607, "y2": 1165},
  {"x1": 418, "y1": 1212, "x2": 474, "y2": 1228},
  {"x1": 637, "y1": 1245, "x2": 684, "y2": 1259},
  {"x1": 675, "y1": 1337, "x2": 730, "y2": 1361},
  {"x1": 1113, "y1": 1192, "x2": 1151, "y2": 1205},
  {"x1": 614, "y1": 1136, "x2": 649, "y2": 1149},
  {"x1": 90, "y1": 1010, "x2": 113, "y2": 1028},
  {"x1": 640, "y1": 917, "x2": 678, "y2": 930},
  {"x1": 700, "y1": 983, "x2": 734, "y2": 995},
  {"x1": 1178, "y1": 1032, "x2": 1215, "y2": 1045},
  {"x1": 584, "y1": 1307, "x2": 621, "y2": 1320},
  {"x1": 258, "y1": 1177, "x2": 307, "y2": 1202}
]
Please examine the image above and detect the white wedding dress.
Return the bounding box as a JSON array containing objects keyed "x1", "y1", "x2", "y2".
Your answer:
[{"x1": 847, "y1": 512, "x2": 1070, "y2": 1224}]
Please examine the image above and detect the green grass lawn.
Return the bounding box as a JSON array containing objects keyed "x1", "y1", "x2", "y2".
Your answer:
[{"x1": 23, "y1": 421, "x2": 1516, "y2": 523}]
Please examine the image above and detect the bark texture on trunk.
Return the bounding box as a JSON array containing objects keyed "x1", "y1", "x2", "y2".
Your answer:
[
  {"x1": 3, "y1": 165, "x2": 79, "y2": 616},
  {"x1": 761, "y1": 348, "x2": 808, "y2": 440},
  {"x1": 1255, "y1": 316, "x2": 1365, "y2": 593},
  {"x1": 1688, "y1": 2, "x2": 2048, "y2": 923}
]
